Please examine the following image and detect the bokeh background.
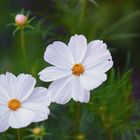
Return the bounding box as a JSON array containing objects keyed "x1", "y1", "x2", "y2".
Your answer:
[{"x1": 0, "y1": 0, "x2": 140, "y2": 140}]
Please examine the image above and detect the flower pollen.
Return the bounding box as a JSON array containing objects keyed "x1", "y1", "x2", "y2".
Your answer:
[
  {"x1": 72, "y1": 64, "x2": 85, "y2": 76},
  {"x1": 8, "y1": 99, "x2": 21, "y2": 111}
]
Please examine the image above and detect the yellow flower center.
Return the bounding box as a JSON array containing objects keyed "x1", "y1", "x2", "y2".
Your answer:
[
  {"x1": 8, "y1": 99, "x2": 21, "y2": 111},
  {"x1": 33, "y1": 127, "x2": 42, "y2": 135},
  {"x1": 72, "y1": 64, "x2": 85, "y2": 76}
]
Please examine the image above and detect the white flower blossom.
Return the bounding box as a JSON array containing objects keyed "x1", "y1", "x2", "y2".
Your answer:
[
  {"x1": 0, "y1": 72, "x2": 51, "y2": 132},
  {"x1": 39, "y1": 34, "x2": 113, "y2": 104}
]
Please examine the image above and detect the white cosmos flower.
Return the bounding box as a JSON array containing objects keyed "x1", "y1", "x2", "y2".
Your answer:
[
  {"x1": 0, "y1": 72, "x2": 51, "y2": 133},
  {"x1": 39, "y1": 34, "x2": 113, "y2": 104}
]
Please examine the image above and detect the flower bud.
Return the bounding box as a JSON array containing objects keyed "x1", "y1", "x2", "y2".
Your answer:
[
  {"x1": 15, "y1": 14, "x2": 27, "y2": 26},
  {"x1": 75, "y1": 134, "x2": 85, "y2": 140},
  {"x1": 32, "y1": 127, "x2": 42, "y2": 136}
]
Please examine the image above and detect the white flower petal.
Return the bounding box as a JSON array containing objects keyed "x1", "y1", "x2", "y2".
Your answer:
[
  {"x1": 68, "y1": 34, "x2": 87, "y2": 63},
  {"x1": 80, "y1": 69, "x2": 107, "y2": 90},
  {"x1": 22, "y1": 103, "x2": 50, "y2": 122},
  {"x1": 83, "y1": 40, "x2": 113, "y2": 72},
  {"x1": 0, "y1": 105, "x2": 9, "y2": 115},
  {"x1": 0, "y1": 94, "x2": 8, "y2": 104},
  {"x1": 44, "y1": 41, "x2": 75, "y2": 69},
  {"x1": 71, "y1": 77, "x2": 90, "y2": 103},
  {"x1": 90, "y1": 60, "x2": 113, "y2": 73},
  {"x1": 5, "y1": 72, "x2": 17, "y2": 98},
  {"x1": 25, "y1": 87, "x2": 51, "y2": 106},
  {"x1": 88, "y1": 40, "x2": 107, "y2": 52},
  {"x1": 0, "y1": 73, "x2": 36, "y2": 102},
  {"x1": 39, "y1": 66, "x2": 71, "y2": 82},
  {"x1": 15, "y1": 74, "x2": 36, "y2": 101},
  {"x1": 0, "y1": 111, "x2": 10, "y2": 132},
  {"x1": 48, "y1": 76, "x2": 73, "y2": 104},
  {"x1": 33, "y1": 108, "x2": 50, "y2": 123},
  {"x1": 0, "y1": 72, "x2": 14, "y2": 100},
  {"x1": 48, "y1": 76, "x2": 90, "y2": 104},
  {"x1": 0, "y1": 72, "x2": 17, "y2": 99},
  {"x1": 9, "y1": 108, "x2": 35, "y2": 128}
]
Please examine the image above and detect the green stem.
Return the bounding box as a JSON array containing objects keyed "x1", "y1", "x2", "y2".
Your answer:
[
  {"x1": 20, "y1": 27, "x2": 28, "y2": 71},
  {"x1": 75, "y1": 103, "x2": 81, "y2": 134},
  {"x1": 20, "y1": 27, "x2": 26, "y2": 58},
  {"x1": 99, "y1": 111, "x2": 114, "y2": 140},
  {"x1": 80, "y1": 0, "x2": 87, "y2": 23},
  {"x1": 108, "y1": 127, "x2": 113, "y2": 140},
  {"x1": 17, "y1": 129, "x2": 21, "y2": 140}
]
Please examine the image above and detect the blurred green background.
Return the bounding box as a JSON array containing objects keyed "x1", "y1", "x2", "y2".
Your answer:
[{"x1": 0, "y1": 0, "x2": 140, "y2": 140}]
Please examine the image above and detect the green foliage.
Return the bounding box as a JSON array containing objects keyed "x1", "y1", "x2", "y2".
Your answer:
[
  {"x1": 88, "y1": 70, "x2": 135, "y2": 139},
  {"x1": 53, "y1": 0, "x2": 140, "y2": 42}
]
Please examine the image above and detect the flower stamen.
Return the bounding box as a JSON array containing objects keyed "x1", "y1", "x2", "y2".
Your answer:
[
  {"x1": 72, "y1": 64, "x2": 85, "y2": 76},
  {"x1": 8, "y1": 99, "x2": 21, "y2": 111}
]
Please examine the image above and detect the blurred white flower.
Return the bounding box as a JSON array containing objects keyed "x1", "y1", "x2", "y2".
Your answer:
[
  {"x1": 0, "y1": 72, "x2": 51, "y2": 133},
  {"x1": 39, "y1": 34, "x2": 113, "y2": 104}
]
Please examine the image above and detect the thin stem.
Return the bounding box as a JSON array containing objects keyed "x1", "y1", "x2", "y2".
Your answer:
[
  {"x1": 108, "y1": 128, "x2": 113, "y2": 140},
  {"x1": 17, "y1": 129, "x2": 21, "y2": 140},
  {"x1": 20, "y1": 27, "x2": 27, "y2": 70},
  {"x1": 75, "y1": 103, "x2": 81, "y2": 134},
  {"x1": 20, "y1": 27, "x2": 26, "y2": 57},
  {"x1": 100, "y1": 112, "x2": 114, "y2": 140},
  {"x1": 80, "y1": 0, "x2": 87, "y2": 23}
]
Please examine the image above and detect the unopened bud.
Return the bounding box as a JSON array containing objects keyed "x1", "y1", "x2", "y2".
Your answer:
[
  {"x1": 32, "y1": 127, "x2": 42, "y2": 135},
  {"x1": 75, "y1": 134, "x2": 85, "y2": 140},
  {"x1": 15, "y1": 14, "x2": 27, "y2": 26}
]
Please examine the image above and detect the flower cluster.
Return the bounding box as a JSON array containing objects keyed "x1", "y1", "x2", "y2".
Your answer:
[{"x1": 0, "y1": 34, "x2": 113, "y2": 133}]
